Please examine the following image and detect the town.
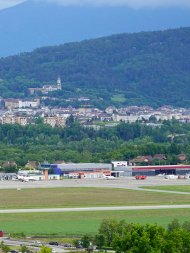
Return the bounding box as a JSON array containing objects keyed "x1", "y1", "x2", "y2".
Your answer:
[{"x1": 1, "y1": 78, "x2": 190, "y2": 128}]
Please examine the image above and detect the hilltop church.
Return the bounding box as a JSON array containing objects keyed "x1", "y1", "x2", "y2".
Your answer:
[{"x1": 29, "y1": 77, "x2": 62, "y2": 95}]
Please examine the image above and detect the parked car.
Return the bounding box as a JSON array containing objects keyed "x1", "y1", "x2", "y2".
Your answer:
[
  {"x1": 63, "y1": 243, "x2": 72, "y2": 248},
  {"x1": 135, "y1": 175, "x2": 147, "y2": 180},
  {"x1": 76, "y1": 245, "x2": 83, "y2": 249},
  {"x1": 49, "y1": 242, "x2": 59, "y2": 246}
]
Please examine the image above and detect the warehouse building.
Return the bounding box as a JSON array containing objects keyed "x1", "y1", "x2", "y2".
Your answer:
[
  {"x1": 131, "y1": 165, "x2": 190, "y2": 176},
  {"x1": 113, "y1": 163, "x2": 190, "y2": 176}
]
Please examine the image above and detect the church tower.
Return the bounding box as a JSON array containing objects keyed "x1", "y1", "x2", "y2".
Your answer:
[{"x1": 57, "y1": 77, "x2": 62, "y2": 90}]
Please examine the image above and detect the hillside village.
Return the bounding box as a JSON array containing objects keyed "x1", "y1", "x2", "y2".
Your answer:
[{"x1": 0, "y1": 78, "x2": 190, "y2": 127}]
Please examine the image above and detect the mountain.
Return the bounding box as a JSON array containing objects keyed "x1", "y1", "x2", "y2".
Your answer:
[
  {"x1": 1, "y1": 1, "x2": 190, "y2": 57},
  {"x1": 0, "y1": 27, "x2": 190, "y2": 108}
]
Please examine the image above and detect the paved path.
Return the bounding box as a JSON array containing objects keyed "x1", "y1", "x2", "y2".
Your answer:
[{"x1": 1, "y1": 205, "x2": 190, "y2": 214}]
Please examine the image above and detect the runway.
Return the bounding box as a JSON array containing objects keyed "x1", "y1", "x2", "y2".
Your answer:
[{"x1": 1, "y1": 204, "x2": 190, "y2": 214}]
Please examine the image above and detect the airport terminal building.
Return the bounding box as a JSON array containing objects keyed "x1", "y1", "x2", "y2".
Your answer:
[
  {"x1": 40, "y1": 162, "x2": 190, "y2": 178},
  {"x1": 40, "y1": 163, "x2": 113, "y2": 178}
]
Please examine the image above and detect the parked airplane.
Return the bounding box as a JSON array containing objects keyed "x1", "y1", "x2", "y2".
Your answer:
[
  {"x1": 17, "y1": 175, "x2": 37, "y2": 182},
  {"x1": 103, "y1": 175, "x2": 116, "y2": 180},
  {"x1": 164, "y1": 174, "x2": 178, "y2": 179}
]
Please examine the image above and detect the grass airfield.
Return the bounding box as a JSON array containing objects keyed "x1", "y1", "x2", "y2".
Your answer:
[
  {"x1": 2, "y1": 209, "x2": 190, "y2": 236},
  {"x1": 0, "y1": 187, "x2": 190, "y2": 209},
  {"x1": 0, "y1": 177, "x2": 190, "y2": 236}
]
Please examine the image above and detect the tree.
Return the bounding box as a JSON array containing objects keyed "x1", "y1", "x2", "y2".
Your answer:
[
  {"x1": 167, "y1": 219, "x2": 181, "y2": 232},
  {"x1": 182, "y1": 221, "x2": 190, "y2": 232},
  {"x1": 80, "y1": 234, "x2": 93, "y2": 250},
  {"x1": 73, "y1": 239, "x2": 81, "y2": 248},
  {"x1": 112, "y1": 223, "x2": 165, "y2": 253},
  {"x1": 98, "y1": 219, "x2": 119, "y2": 247},
  {"x1": 3, "y1": 165, "x2": 18, "y2": 173},
  {"x1": 38, "y1": 246, "x2": 52, "y2": 253},
  {"x1": 0, "y1": 241, "x2": 10, "y2": 253},
  {"x1": 7, "y1": 129, "x2": 16, "y2": 144},
  {"x1": 94, "y1": 234, "x2": 105, "y2": 250},
  {"x1": 65, "y1": 115, "x2": 75, "y2": 127},
  {"x1": 93, "y1": 219, "x2": 190, "y2": 253},
  {"x1": 164, "y1": 229, "x2": 190, "y2": 253},
  {"x1": 20, "y1": 245, "x2": 31, "y2": 253},
  {"x1": 35, "y1": 117, "x2": 44, "y2": 125},
  {"x1": 149, "y1": 115, "x2": 157, "y2": 123}
]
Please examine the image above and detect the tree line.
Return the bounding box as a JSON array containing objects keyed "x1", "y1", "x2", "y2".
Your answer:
[
  {"x1": 78, "y1": 219, "x2": 190, "y2": 253},
  {"x1": 0, "y1": 119, "x2": 190, "y2": 169}
]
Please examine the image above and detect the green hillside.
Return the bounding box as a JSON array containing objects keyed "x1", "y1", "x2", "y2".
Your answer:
[{"x1": 0, "y1": 27, "x2": 190, "y2": 107}]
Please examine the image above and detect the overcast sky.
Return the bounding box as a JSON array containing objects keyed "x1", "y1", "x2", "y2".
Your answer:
[{"x1": 1, "y1": 0, "x2": 190, "y2": 10}]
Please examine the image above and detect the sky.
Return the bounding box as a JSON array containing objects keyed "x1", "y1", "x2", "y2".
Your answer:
[
  {"x1": 0, "y1": 0, "x2": 26, "y2": 10},
  {"x1": 1, "y1": 0, "x2": 190, "y2": 10}
]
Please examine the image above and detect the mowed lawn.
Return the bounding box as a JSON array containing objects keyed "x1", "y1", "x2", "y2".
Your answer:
[
  {"x1": 0, "y1": 187, "x2": 190, "y2": 209},
  {"x1": 1, "y1": 209, "x2": 190, "y2": 236},
  {"x1": 142, "y1": 185, "x2": 190, "y2": 192}
]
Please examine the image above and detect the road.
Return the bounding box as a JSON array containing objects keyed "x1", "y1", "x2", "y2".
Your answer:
[
  {"x1": 0, "y1": 204, "x2": 190, "y2": 214},
  {"x1": 0, "y1": 238, "x2": 67, "y2": 253}
]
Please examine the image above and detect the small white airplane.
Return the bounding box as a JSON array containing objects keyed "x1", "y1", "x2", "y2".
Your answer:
[
  {"x1": 103, "y1": 175, "x2": 116, "y2": 180},
  {"x1": 164, "y1": 174, "x2": 178, "y2": 179},
  {"x1": 17, "y1": 175, "x2": 37, "y2": 182}
]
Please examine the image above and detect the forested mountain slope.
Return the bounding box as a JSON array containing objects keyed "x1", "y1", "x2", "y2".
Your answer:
[{"x1": 0, "y1": 27, "x2": 190, "y2": 107}]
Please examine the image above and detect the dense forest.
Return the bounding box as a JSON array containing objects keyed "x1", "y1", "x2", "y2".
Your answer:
[
  {"x1": 0, "y1": 27, "x2": 190, "y2": 108},
  {"x1": 0, "y1": 119, "x2": 190, "y2": 170}
]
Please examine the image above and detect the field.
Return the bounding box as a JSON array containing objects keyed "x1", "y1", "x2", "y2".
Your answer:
[
  {"x1": 0, "y1": 187, "x2": 190, "y2": 209},
  {"x1": 141, "y1": 185, "x2": 190, "y2": 192},
  {"x1": 111, "y1": 94, "x2": 126, "y2": 103},
  {"x1": 1, "y1": 209, "x2": 190, "y2": 236},
  {"x1": 1, "y1": 185, "x2": 190, "y2": 236}
]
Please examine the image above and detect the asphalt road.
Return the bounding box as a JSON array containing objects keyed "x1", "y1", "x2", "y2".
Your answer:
[
  {"x1": 0, "y1": 238, "x2": 67, "y2": 253},
  {"x1": 0, "y1": 204, "x2": 190, "y2": 214}
]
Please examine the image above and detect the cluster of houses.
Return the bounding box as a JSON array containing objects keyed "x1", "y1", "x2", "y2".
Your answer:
[
  {"x1": 1, "y1": 77, "x2": 190, "y2": 127},
  {"x1": 128, "y1": 154, "x2": 187, "y2": 164},
  {"x1": 1, "y1": 102, "x2": 190, "y2": 128},
  {"x1": 106, "y1": 105, "x2": 190, "y2": 123}
]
